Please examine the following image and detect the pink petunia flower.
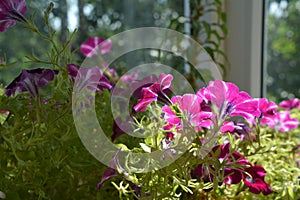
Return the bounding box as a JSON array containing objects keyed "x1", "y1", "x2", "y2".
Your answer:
[
  {"x1": 254, "y1": 98, "x2": 278, "y2": 128},
  {"x1": 133, "y1": 73, "x2": 173, "y2": 112},
  {"x1": 0, "y1": 0, "x2": 27, "y2": 32},
  {"x1": 269, "y1": 111, "x2": 299, "y2": 132},
  {"x1": 202, "y1": 80, "x2": 260, "y2": 124},
  {"x1": 80, "y1": 37, "x2": 112, "y2": 57},
  {"x1": 279, "y1": 98, "x2": 300, "y2": 110},
  {"x1": 162, "y1": 94, "x2": 213, "y2": 131}
]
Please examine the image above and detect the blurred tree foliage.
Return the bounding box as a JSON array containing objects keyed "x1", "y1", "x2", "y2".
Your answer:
[
  {"x1": 0, "y1": 0, "x2": 227, "y2": 89},
  {"x1": 266, "y1": 0, "x2": 300, "y2": 102}
]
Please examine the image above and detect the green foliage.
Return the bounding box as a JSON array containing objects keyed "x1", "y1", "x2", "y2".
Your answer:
[
  {"x1": 109, "y1": 105, "x2": 300, "y2": 199},
  {"x1": 0, "y1": 0, "x2": 229, "y2": 199}
]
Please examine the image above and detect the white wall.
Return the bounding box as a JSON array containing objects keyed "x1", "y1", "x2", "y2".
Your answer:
[{"x1": 225, "y1": 0, "x2": 264, "y2": 98}]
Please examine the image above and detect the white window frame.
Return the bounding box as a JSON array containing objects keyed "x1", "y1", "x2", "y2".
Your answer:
[{"x1": 224, "y1": 0, "x2": 264, "y2": 98}]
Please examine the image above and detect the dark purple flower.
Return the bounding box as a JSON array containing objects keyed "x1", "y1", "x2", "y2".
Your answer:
[
  {"x1": 97, "y1": 167, "x2": 118, "y2": 190},
  {"x1": 0, "y1": 0, "x2": 27, "y2": 32},
  {"x1": 111, "y1": 116, "x2": 133, "y2": 141},
  {"x1": 191, "y1": 164, "x2": 213, "y2": 184},
  {"x1": 133, "y1": 73, "x2": 173, "y2": 112},
  {"x1": 80, "y1": 37, "x2": 112, "y2": 57},
  {"x1": 223, "y1": 151, "x2": 251, "y2": 184},
  {"x1": 243, "y1": 165, "x2": 273, "y2": 195},
  {"x1": 97, "y1": 149, "x2": 123, "y2": 190},
  {"x1": 203, "y1": 80, "x2": 260, "y2": 124},
  {"x1": 130, "y1": 183, "x2": 142, "y2": 198},
  {"x1": 279, "y1": 98, "x2": 300, "y2": 110},
  {"x1": 67, "y1": 64, "x2": 112, "y2": 91},
  {"x1": 5, "y1": 68, "x2": 58, "y2": 97},
  {"x1": 192, "y1": 143, "x2": 251, "y2": 186}
]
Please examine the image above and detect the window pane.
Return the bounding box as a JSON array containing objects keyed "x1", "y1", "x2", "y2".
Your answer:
[{"x1": 264, "y1": 0, "x2": 300, "y2": 102}]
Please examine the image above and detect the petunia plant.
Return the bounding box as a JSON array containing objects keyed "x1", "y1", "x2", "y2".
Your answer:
[{"x1": 0, "y1": 1, "x2": 300, "y2": 200}]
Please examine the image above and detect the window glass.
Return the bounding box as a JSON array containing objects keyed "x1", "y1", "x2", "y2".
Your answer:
[
  {"x1": 264, "y1": 0, "x2": 300, "y2": 102},
  {"x1": 0, "y1": 0, "x2": 185, "y2": 85}
]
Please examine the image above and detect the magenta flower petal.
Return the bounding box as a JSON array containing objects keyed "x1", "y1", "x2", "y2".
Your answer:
[
  {"x1": 243, "y1": 165, "x2": 273, "y2": 195},
  {"x1": 271, "y1": 111, "x2": 299, "y2": 132},
  {"x1": 162, "y1": 105, "x2": 181, "y2": 125},
  {"x1": 231, "y1": 99, "x2": 260, "y2": 123},
  {"x1": 279, "y1": 98, "x2": 300, "y2": 110},
  {"x1": 256, "y1": 98, "x2": 278, "y2": 127},
  {"x1": 220, "y1": 121, "x2": 235, "y2": 133},
  {"x1": 224, "y1": 168, "x2": 243, "y2": 184},
  {"x1": 157, "y1": 73, "x2": 173, "y2": 91},
  {"x1": 133, "y1": 73, "x2": 173, "y2": 112},
  {"x1": 212, "y1": 143, "x2": 230, "y2": 162},
  {"x1": 162, "y1": 94, "x2": 213, "y2": 131},
  {"x1": 80, "y1": 37, "x2": 112, "y2": 57},
  {"x1": 0, "y1": 0, "x2": 27, "y2": 32},
  {"x1": 231, "y1": 152, "x2": 251, "y2": 166},
  {"x1": 206, "y1": 80, "x2": 260, "y2": 123},
  {"x1": 133, "y1": 87, "x2": 158, "y2": 112},
  {"x1": 221, "y1": 120, "x2": 253, "y2": 141},
  {"x1": 197, "y1": 87, "x2": 211, "y2": 103}
]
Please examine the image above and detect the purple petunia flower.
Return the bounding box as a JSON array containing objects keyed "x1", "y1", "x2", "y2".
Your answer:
[
  {"x1": 0, "y1": 0, "x2": 27, "y2": 32},
  {"x1": 80, "y1": 37, "x2": 112, "y2": 57},
  {"x1": 5, "y1": 68, "x2": 58, "y2": 97},
  {"x1": 201, "y1": 80, "x2": 260, "y2": 124},
  {"x1": 133, "y1": 73, "x2": 173, "y2": 112},
  {"x1": 243, "y1": 165, "x2": 273, "y2": 195},
  {"x1": 67, "y1": 64, "x2": 112, "y2": 92},
  {"x1": 279, "y1": 98, "x2": 300, "y2": 110}
]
